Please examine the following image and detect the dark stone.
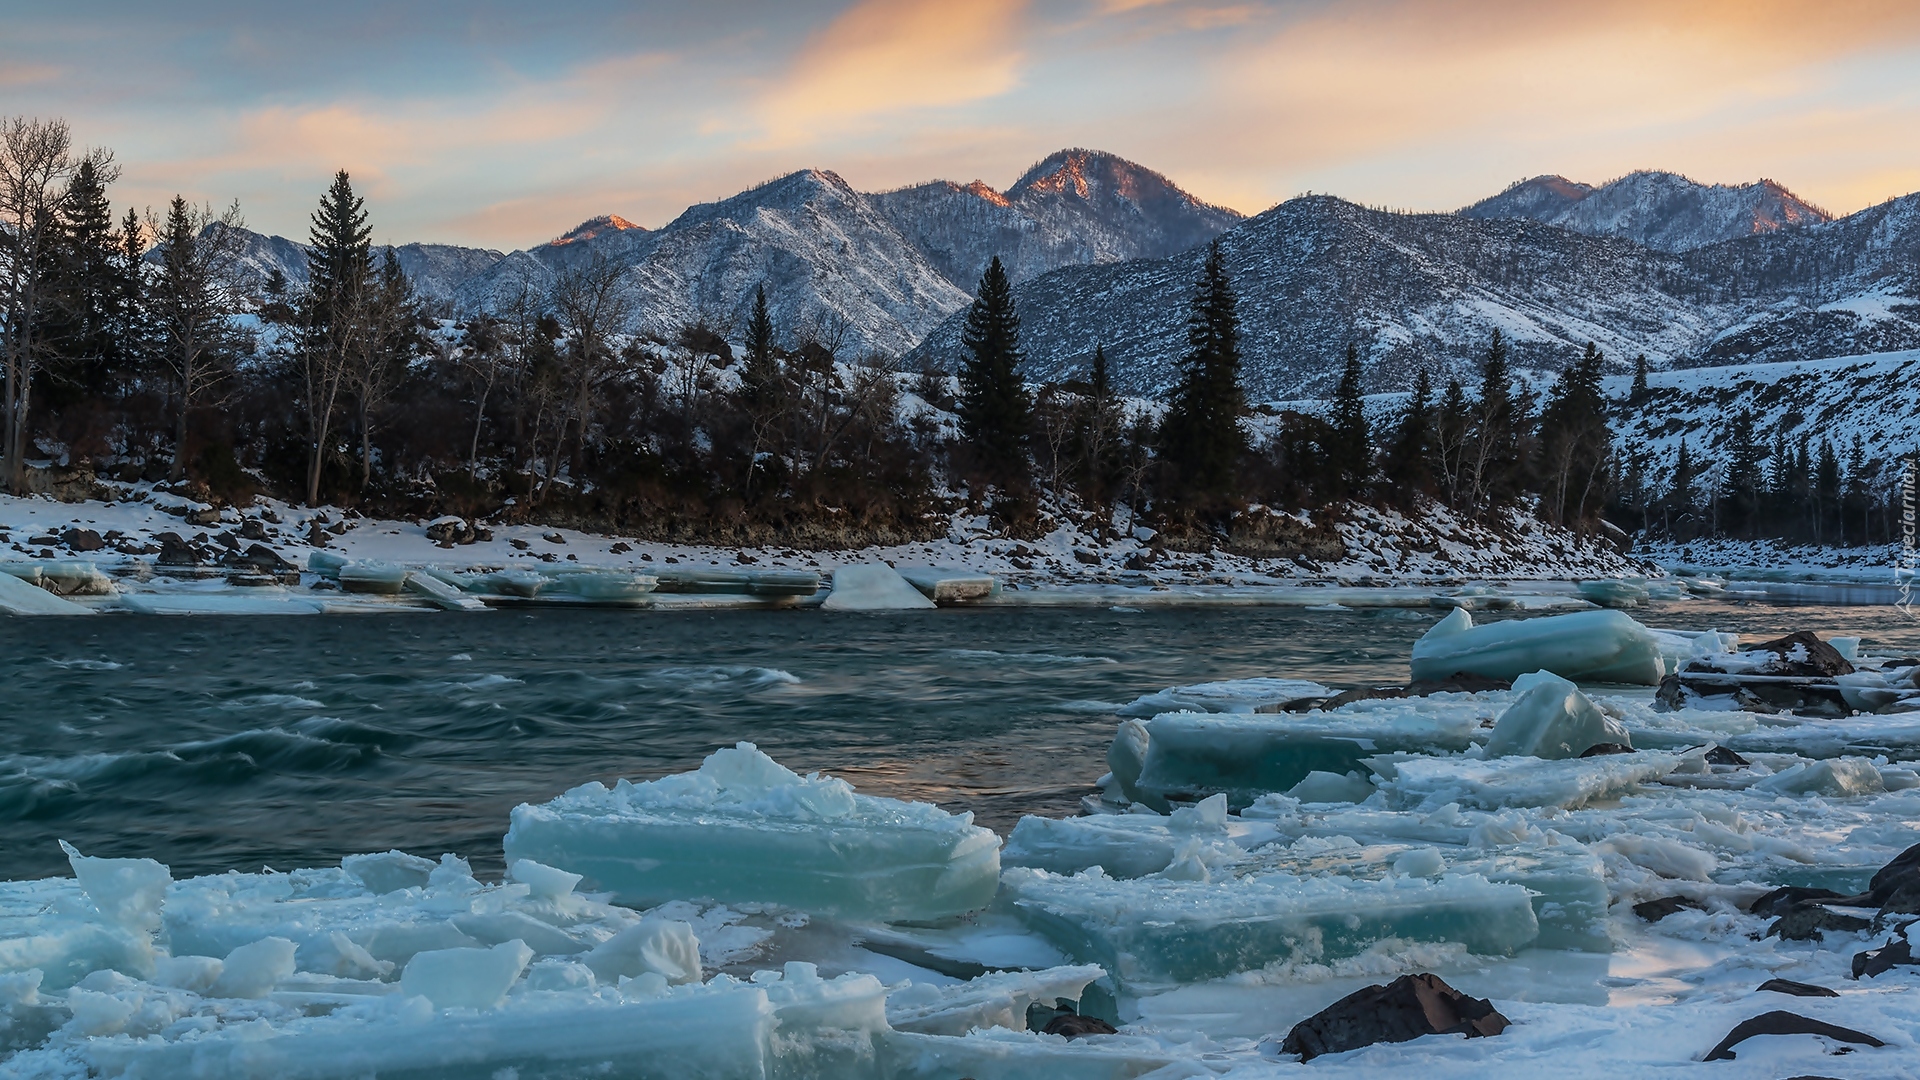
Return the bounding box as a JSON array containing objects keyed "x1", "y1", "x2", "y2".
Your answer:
[
  {"x1": 1701, "y1": 1010, "x2": 1883, "y2": 1061},
  {"x1": 232, "y1": 544, "x2": 296, "y2": 573},
  {"x1": 185, "y1": 507, "x2": 221, "y2": 527},
  {"x1": 1580, "y1": 742, "x2": 1634, "y2": 757},
  {"x1": 1042, "y1": 1013, "x2": 1117, "y2": 1039},
  {"x1": 542, "y1": 531, "x2": 566, "y2": 545},
  {"x1": 1747, "y1": 887, "x2": 1845, "y2": 919},
  {"x1": 1852, "y1": 934, "x2": 1916, "y2": 979},
  {"x1": 1655, "y1": 673, "x2": 1687, "y2": 710},
  {"x1": 215, "y1": 532, "x2": 241, "y2": 551},
  {"x1": 238, "y1": 519, "x2": 269, "y2": 540},
  {"x1": 1278, "y1": 974, "x2": 1508, "y2": 1061},
  {"x1": 60, "y1": 528, "x2": 105, "y2": 552},
  {"x1": 1767, "y1": 906, "x2": 1871, "y2": 941},
  {"x1": 510, "y1": 538, "x2": 531, "y2": 551},
  {"x1": 609, "y1": 541, "x2": 632, "y2": 554},
  {"x1": 26, "y1": 534, "x2": 59, "y2": 546},
  {"x1": 154, "y1": 532, "x2": 202, "y2": 567},
  {"x1": 306, "y1": 523, "x2": 330, "y2": 548},
  {"x1": 1633, "y1": 896, "x2": 1705, "y2": 922},
  {"x1": 1755, "y1": 978, "x2": 1839, "y2": 998},
  {"x1": 1416, "y1": 673, "x2": 1512, "y2": 694},
  {"x1": 1748, "y1": 630, "x2": 1855, "y2": 677},
  {"x1": 472, "y1": 526, "x2": 493, "y2": 542},
  {"x1": 1123, "y1": 553, "x2": 1154, "y2": 571},
  {"x1": 1864, "y1": 842, "x2": 1920, "y2": 905},
  {"x1": 1317, "y1": 687, "x2": 1409, "y2": 710},
  {"x1": 1073, "y1": 549, "x2": 1101, "y2": 565},
  {"x1": 1703, "y1": 745, "x2": 1749, "y2": 766}
]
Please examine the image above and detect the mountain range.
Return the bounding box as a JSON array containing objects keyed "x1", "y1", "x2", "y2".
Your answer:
[{"x1": 224, "y1": 155, "x2": 1919, "y2": 398}]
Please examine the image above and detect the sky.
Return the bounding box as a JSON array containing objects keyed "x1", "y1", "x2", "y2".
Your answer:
[{"x1": 6, "y1": 0, "x2": 1920, "y2": 250}]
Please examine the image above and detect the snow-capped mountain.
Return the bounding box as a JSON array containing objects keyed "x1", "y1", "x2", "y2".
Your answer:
[
  {"x1": 216, "y1": 228, "x2": 506, "y2": 305},
  {"x1": 909, "y1": 189, "x2": 1920, "y2": 398},
  {"x1": 1461, "y1": 171, "x2": 1830, "y2": 252},
  {"x1": 869, "y1": 149, "x2": 1242, "y2": 290}
]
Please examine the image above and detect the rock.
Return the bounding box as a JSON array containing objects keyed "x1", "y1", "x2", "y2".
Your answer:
[
  {"x1": 1748, "y1": 887, "x2": 1846, "y2": 919},
  {"x1": 1703, "y1": 745, "x2": 1749, "y2": 766},
  {"x1": 231, "y1": 544, "x2": 297, "y2": 574},
  {"x1": 154, "y1": 532, "x2": 202, "y2": 567},
  {"x1": 60, "y1": 528, "x2": 105, "y2": 552},
  {"x1": 1041, "y1": 1013, "x2": 1117, "y2": 1039},
  {"x1": 472, "y1": 526, "x2": 493, "y2": 542},
  {"x1": 185, "y1": 507, "x2": 222, "y2": 527},
  {"x1": 1073, "y1": 549, "x2": 1101, "y2": 565},
  {"x1": 1278, "y1": 974, "x2": 1508, "y2": 1062},
  {"x1": 215, "y1": 532, "x2": 241, "y2": 551},
  {"x1": 1579, "y1": 742, "x2": 1634, "y2": 757},
  {"x1": 425, "y1": 517, "x2": 471, "y2": 544},
  {"x1": 1749, "y1": 631, "x2": 1855, "y2": 677},
  {"x1": 510, "y1": 538, "x2": 531, "y2": 551},
  {"x1": 27, "y1": 534, "x2": 59, "y2": 546},
  {"x1": 238, "y1": 519, "x2": 269, "y2": 541},
  {"x1": 610, "y1": 541, "x2": 632, "y2": 554},
  {"x1": 1767, "y1": 906, "x2": 1870, "y2": 941},
  {"x1": 542, "y1": 531, "x2": 566, "y2": 545},
  {"x1": 1754, "y1": 978, "x2": 1838, "y2": 998},
  {"x1": 1414, "y1": 673, "x2": 1512, "y2": 694},
  {"x1": 1633, "y1": 896, "x2": 1705, "y2": 922},
  {"x1": 1851, "y1": 932, "x2": 1916, "y2": 979},
  {"x1": 1860, "y1": 841, "x2": 1920, "y2": 910},
  {"x1": 306, "y1": 524, "x2": 330, "y2": 548},
  {"x1": 1701, "y1": 1010, "x2": 1883, "y2": 1061}
]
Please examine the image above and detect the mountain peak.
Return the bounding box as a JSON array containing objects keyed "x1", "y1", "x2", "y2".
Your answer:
[
  {"x1": 550, "y1": 214, "x2": 645, "y2": 246},
  {"x1": 1460, "y1": 170, "x2": 1831, "y2": 250}
]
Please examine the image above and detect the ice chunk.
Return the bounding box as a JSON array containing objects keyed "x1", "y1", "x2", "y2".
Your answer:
[
  {"x1": 336, "y1": 560, "x2": 410, "y2": 594},
  {"x1": 341, "y1": 849, "x2": 435, "y2": 894},
  {"x1": 59, "y1": 842, "x2": 170, "y2": 933},
  {"x1": 210, "y1": 936, "x2": 296, "y2": 998},
  {"x1": 0, "y1": 566, "x2": 93, "y2": 614},
  {"x1": 1484, "y1": 671, "x2": 1632, "y2": 759},
  {"x1": 401, "y1": 940, "x2": 534, "y2": 1010},
  {"x1": 880, "y1": 1028, "x2": 1188, "y2": 1080},
  {"x1": 651, "y1": 566, "x2": 821, "y2": 596},
  {"x1": 1002, "y1": 865, "x2": 1538, "y2": 988},
  {"x1": 503, "y1": 743, "x2": 1001, "y2": 920},
  {"x1": 0, "y1": 877, "x2": 157, "y2": 989},
  {"x1": 582, "y1": 918, "x2": 701, "y2": 985},
  {"x1": 1372, "y1": 750, "x2": 1681, "y2": 810},
  {"x1": 1003, "y1": 805, "x2": 1279, "y2": 880},
  {"x1": 306, "y1": 550, "x2": 349, "y2": 577},
  {"x1": 509, "y1": 858, "x2": 583, "y2": 900},
  {"x1": 822, "y1": 564, "x2": 936, "y2": 610},
  {"x1": 538, "y1": 565, "x2": 658, "y2": 602},
  {"x1": 403, "y1": 570, "x2": 489, "y2": 611},
  {"x1": 1753, "y1": 757, "x2": 1886, "y2": 798},
  {"x1": 1117, "y1": 677, "x2": 1333, "y2": 717},
  {"x1": 1410, "y1": 608, "x2": 1667, "y2": 685},
  {"x1": 1119, "y1": 699, "x2": 1480, "y2": 810},
  {"x1": 1285, "y1": 770, "x2": 1376, "y2": 803},
  {"x1": 895, "y1": 565, "x2": 997, "y2": 603},
  {"x1": 1577, "y1": 578, "x2": 1649, "y2": 608},
  {"x1": 884, "y1": 964, "x2": 1105, "y2": 1036},
  {"x1": 1392, "y1": 847, "x2": 1446, "y2": 876}
]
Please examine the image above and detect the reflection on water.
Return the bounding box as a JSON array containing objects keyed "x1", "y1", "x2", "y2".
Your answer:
[{"x1": 3, "y1": 600, "x2": 1917, "y2": 882}]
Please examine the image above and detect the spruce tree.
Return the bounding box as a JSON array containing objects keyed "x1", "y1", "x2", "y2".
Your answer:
[
  {"x1": 1326, "y1": 343, "x2": 1371, "y2": 496},
  {"x1": 1535, "y1": 342, "x2": 1612, "y2": 525},
  {"x1": 1158, "y1": 240, "x2": 1248, "y2": 504},
  {"x1": 306, "y1": 170, "x2": 373, "y2": 327},
  {"x1": 1433, "y1": 377, "x2": 1469, "y2": 506},
  {"x1": 298, "y1": 170, "x2": 374, "y2": 505},
  {"x1": 1669, "y1": 438, "x2": 1697, "y2": 527},
  {"x1": 51, "y1": 157, "x2": 127, "y2": 396},
  {"x1": 955, "y1": 255, "x2": 1031, "y2": 486},
  {"x1": 741, "y1": 284, "x2": 780, "y2": 405},
  {"x1": 1384, "y1": 367, "x2": 1433, "y2": 494},
  {"x1": 1069, "y1": 344, "x2": 1124, "y2": 513},
  {"x1": 1629, "y1": 354, "x2": 1649, "y2": 403}
]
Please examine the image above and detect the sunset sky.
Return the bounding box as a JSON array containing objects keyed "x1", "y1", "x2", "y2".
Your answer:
[{"x1": 8, "y1": 0, "x2": 1920, "y2": 249}]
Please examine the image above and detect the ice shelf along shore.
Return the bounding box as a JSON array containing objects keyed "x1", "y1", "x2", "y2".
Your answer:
[{"x1": 6, "y1": 610, "x2": 1920, "y2": 1078}]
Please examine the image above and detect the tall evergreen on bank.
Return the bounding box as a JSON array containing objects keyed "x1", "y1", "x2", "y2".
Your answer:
[
  {"x1": 296, "y1": 170, "x2": 375, "y2": 506},
  {"x1": 741, "y1": 283, "x2": 780, "y2": 405},
  {"x1": 1069, "y1": 344, "x2": 1124, "y2": 514},
  {"x1": 1536, "y1": 342, "x2": 1613, "y2": 526},
  {"x1": 1384, "y1": 367, "x2": 1433, "y2": 495},
  {"x1": 50, "y1": 156, "x2": 130, "y2": 399},
  {"x1": 1325, "y1": 343, "x2": 1371, "y2": 497},
  {"x1": 1464, "y1": 329, "x2": 1522, "y2": 510},
  {"x1": 955, "y1": 256, "x2": 1030, "y2": 487},
  {"x1": 1158, "y1": 240, "x2": 1248, "y2": 504}
]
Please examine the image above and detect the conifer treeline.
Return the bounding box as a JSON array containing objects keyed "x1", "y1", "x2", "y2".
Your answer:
[{"x1": 0, "y1": 119, "x2": 1906, "y2": 548}]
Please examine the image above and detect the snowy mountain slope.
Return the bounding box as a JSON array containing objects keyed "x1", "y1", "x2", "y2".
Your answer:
[
  {"x1": 216, "y1": 227, "x2": 506, "y2": 305},
  {"x1": 1462, "y1": 171, "x2": 1831, "y2": 252},
  {"x1": 870, "y1": 149, "x2": 1242, "y2": 290},
  {"x1": 910, "y1": 196, "x2": 1726, "y2": 397},
  {"x1": 1602, "y1": 349, "x2": 1920, "y2": 483},
  {"x1": 912, "y1": 186, "x2": 1920, "y2": 398}
]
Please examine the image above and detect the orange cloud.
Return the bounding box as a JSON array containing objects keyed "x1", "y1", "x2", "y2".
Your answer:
[{"x1": 758, "y1": 0, "x2": 1028, "y2": 142}]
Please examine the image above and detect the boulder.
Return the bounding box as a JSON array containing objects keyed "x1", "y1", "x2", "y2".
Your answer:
[
  {"x1": 61, "y1": 528, "x2": 106, "y2": 552},
  {"x1": 1632, "y1": 896, "x2": 1704, "y2": 922},
  {"x1": 1749, "y1": 631, "x2": 1855, "y2": 677},
  {"x1": 1278, "y1": 974, "x2": 1508, "y2": 1061},
  {"x1": 1754, "y1": 979, "x2": 1838, "y2": 998},
  {"x1": 154, "y1": 532, "x2": 202, "y2": 567},
  {"x1": 1040, "y1": 1013, "x2": 1117, "y2": 1039},
  {"x1": 1852, "y1": 930, "x2": 1916, "y2": 979},
  {"x1": 1702, "y1": 1010, "x2": 1883, "y2": 1061}
]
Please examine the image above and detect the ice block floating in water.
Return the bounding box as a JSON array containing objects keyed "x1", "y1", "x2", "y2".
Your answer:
[
  {"x1": 504, "y1": 743, "x2": 1001, "y2": 921},
  {"x1": 1411, "y1": 608, "x2": 1668, "y2": 685},
  {"x1": 821, "y1": 564, "x2": 937, "y2": 611}
]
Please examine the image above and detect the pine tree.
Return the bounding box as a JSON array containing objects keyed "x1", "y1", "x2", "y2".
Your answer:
[
  {"x1": 307, "y1": 170, "x2": 372, "y2": 323},
  {"x1": 147, "y1": 196, "x2": 245, "y2": 481},
  {"x1": 294, "y1": 170, "x2": 375, "y2": 506},
  {"x1": 1158, "y1": 240, "x2": 1248, "y2": 504},
  {"x1": 1535, "y1": 342, "x2": 1613, "y2": 525},
  {"x1": 1464, "y1": 329, "x2": 1521, "y2": 509},
  {"x1": 955, "y1": 255, "x2": 1031, "y2": 486},
  {"x1": 1814, "y1": 439, "x2": 1840, "y2": 543},
  {"x1": 1069, "y1": 344, "x2": 1125, "y2": 515},
  {"x1": 741, "y1": 284, "x2": 780, "y2": 405},
  {"x1": 1629, "y1": 354, "x2": 1649, "y2": 403},
  {"x1": 50, "y1": 156, "x2": 127, "y2": 397},
  {"x1": 1324, "y1": 343, "x2": 1371, "y2": 496},
  {"x1": 1723, "y1": 409, "x2": 1765, "y2": 536},
  {"x1": 1384, "y1": 367, "x2": 1433, "y2": 494},
  {"x1": 1432, "y1": 377, "x2": 1469, "y2": 506},
  {"x1": 1669, "y1": 438, "x2": 1697, "y2": 518}
]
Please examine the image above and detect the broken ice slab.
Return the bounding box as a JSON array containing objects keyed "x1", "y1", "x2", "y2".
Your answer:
[
  {"x1": 403, "y1": 570, "x2": 489, "y2": 611},
  {"x1": 1612, "y1": 697, "x2": 1920, "y2": 758},
  {"x1": 1117, "y1": 677, "x2": 1334, "y2": 717},
  {"x1": 1114, "y1": 697, "x2": 1482, "y2": 810},
  {"x1": 1368, "y1": 750, "x2": 1684, "y2": 811},
  {"x1": 503, "y1": 743, "x2": 1001, "y2": 921},
  {"x1": 0, "y1": 564, "x2": 94, "y2": 614},
  {"x1": 1002, "y1": 865, "x2": 1538, "y2": 988},
  {"x1": 885, "y1": 964, "x2": 1105, "y2": 1035},
  {"x1": 822, "y1": 564, "x2": 937, "y2": 610},
  {"x1": 67, "y1": 966, "x2": 888, "y2": 1080},
  {"x1": 650, "y1": 566, "x2": 822, "y2": 596},
  {"x1": 535, "y1": 566, "x2": 658, "y2": 603},
  {"x1": 336, "y1": 560, "x2": 410, "y2": 595},
  {"x1": 895, "y1": 565, "x2": 997, "y2": 604},
  {"x1": 470, "y1": 568, "x2": 549, "y2": 598},
  {"x1": 1005, "y1": 796, "x2": 1282, "y2": 880},
  {"x1": 307, "y1": 549, "x2": 349, "y2": 577},
  {"x1": 0, "y1": 558, "x2": 114, "y2": 596},
  {"x1": 1485, "y1": 671, "x2": 1632, "y2": 759},
  {"x1": 1577, "y1": 578, "x2": 1651, "y2": 608},
  {"x1": 0, "y1": 848, "x2": 169, "y2": 989},
  {"x1": 1410, "y1": 608, "x2": 1667, "y2": 685}
]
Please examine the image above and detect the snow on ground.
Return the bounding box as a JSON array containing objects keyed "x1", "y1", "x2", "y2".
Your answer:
[{"x1": 0, "y1": 484, "x2": 1646, "y2": 599}]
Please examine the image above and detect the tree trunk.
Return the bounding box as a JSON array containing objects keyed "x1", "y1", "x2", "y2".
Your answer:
[{"x1": 170, "y1": 383, "x2": 190, "y2": 482}]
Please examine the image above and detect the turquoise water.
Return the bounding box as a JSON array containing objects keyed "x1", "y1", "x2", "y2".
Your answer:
[{"x1": 3, "y1": 601, "x2": 1915, "y2": 882}]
